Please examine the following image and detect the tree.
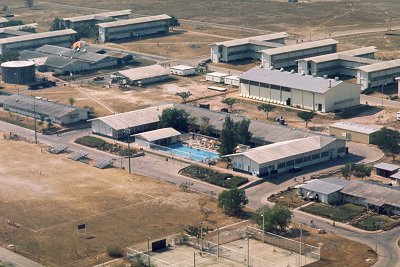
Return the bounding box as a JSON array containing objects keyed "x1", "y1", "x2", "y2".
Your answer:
[
  {"x1": 75, "y1": 23, "x2": 99, "y2": 39},
  {"x1": 371, "y1": 127, "x2": 400, "y2": 160},
  {"x1": 158, "y1": 107, "x2": 189, "y2": 132},
  {"x1": 252, "y1": 204, "x2": 292, "y2": 232},
  {"x1": 25, "y1": 0, "x2": 34, "y2": 8},
  {"x1": 257, "y1": 103, "x2": 275, "y2": 119},
  {"x1": 19, "y1": 26, "x2": 36, "y2": 33},
  {"x1": 340, "y1": 163, "x2": 353, "y2": 180},
  {"x1": 218, "y1": 187, "x2": 248, "y2": 216},
  {"x1": 352, "y1": 163, "x2": 372, "y2": 180},
  {"x1": 168, "y1": 15, "x2": 180, "y2": 28},
  {"x1": 46, "y1": 117, "x2": 53, "y2": 129},
  {"x1": 68, "y1": 97, "x2": 75, "y2": 106},
  {"x1": 0, "y1": 49, "x2": 19, "y2": 63},
  {"x1": 50, "y1": 17, "x2": 65, "y2": 31},
  {"x1": 235, "y1": 119, "x2": 252, "y2": 145},
  {"x1": 2, "y1": 5, "x2": 8, "y2": 12},
  {"x1": 297, "y1": 111, "x2": 316, "y2": 127},
  {"x1": 199, "y1": 116, "x2": 212, "y2": 135},
  {"x1": 221, "y1": 97, "x2": 240, "y2": 112},
  {"x1": 218, "y1": 116, "x2": 237, "y2": 155},
  {"x1": 176, "y1": 91, "x2": 192, "y2": 104}
]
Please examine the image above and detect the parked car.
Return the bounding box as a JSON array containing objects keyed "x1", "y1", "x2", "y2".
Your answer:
[
  {"x1": 289, "y1": 166, "x2": 302, "y2": 173},
  {"x1": 93, "y1": 76, "x2": 104, "y2": 81}
]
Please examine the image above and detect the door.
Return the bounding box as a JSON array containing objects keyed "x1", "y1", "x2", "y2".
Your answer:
[{"x1": 317, "y1": 104, "x2": 322, "y2": 112}]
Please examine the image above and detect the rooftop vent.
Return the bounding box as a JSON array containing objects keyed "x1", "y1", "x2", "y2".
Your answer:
[
  {"x1": 280, "y1": 68, "x2": 284, "y2": 72},
  {"x1": 301, "y1": 71, "x2": 306, "y2": 76},
  {"x1": 269, "y1": 66, "x2": 274, "y2": 70},
  {"x1": 335, "y1": 77, "x2": 339, "y2": 81},
  {"x1": 291, "y1": 70, "x2": 295, "y2": 74}
]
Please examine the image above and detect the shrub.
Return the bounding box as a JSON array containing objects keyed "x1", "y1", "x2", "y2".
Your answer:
[
  {"x1": 106, "y1": 244, "x2": 124, "y2": 258},
  {"x1": 75, "y1": 136, "x2": 105, "y2": 148}
]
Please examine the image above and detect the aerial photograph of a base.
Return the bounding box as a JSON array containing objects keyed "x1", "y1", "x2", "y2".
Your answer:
[{"x1": 0, "y1": 0, "x2": 399, "y2": 267}]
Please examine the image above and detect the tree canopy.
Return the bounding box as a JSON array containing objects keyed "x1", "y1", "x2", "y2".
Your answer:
[
  {"x1": 371, "y1": 127, "x2": 400, "y2": 160},
  {"x1": 218, "y1": 187, "x2": 248, "y2": 216},
  {"x1": 50, "y1": 17, "x2": 65, "y2": 31},
  {"x1": 158, "y1": 107, "x2": 190, "y2": 132},
  {"x1": 340, "y1": 163, "x2": 372, "y2": 180},
  {"x1": 0, "y1": 49, "x2": 19, "y2": 63},
  {"x1": 221, "y1": 97, "x2": 240, "y2": 112},
  {"x1": 168, "y1": 15, "x2": 180, "y2": 28},
  {"x1": 218, "y1": 116, "x2": 252, "y2": 155},
  {"x1": 251, "y1": 204, "x2": 292, "y2": 232},
  {"x1": 199, "y1": 116, "x2": 212, "y2": 135},
  {"x1": 19, "y1": 26, "x2": 36, "y2": 33},
  {"x1": 257, "y1": 103, "x2": 275, "y2": 119},
  {"x1": 235, "y1": 119, "x2": 252, "y2": 146},
  {"x1": 297, "y1": 111, "x2": 316, "y2": 127},
  {"x1": 176, "y1": 91, "x2": 192, "y2": 103}
]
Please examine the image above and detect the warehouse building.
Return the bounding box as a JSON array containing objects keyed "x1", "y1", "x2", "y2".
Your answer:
[
  {"x1": 0, "y1": 94, "x2": 88, "y2": 125},
  {"x1": 134, "y1": 127, "x2": 181, "y2": 147},
  {"x1": 261, "y1": 39, "x2": 338, "y2": 69},
  {"x1": 0, "y1": 29, "x2": 77, "y2": 54},
  {"x1": 116, "y1": 65, "x2": 169, "y2": 85},
  {"x1": 97, "y1": 14, "x2": 171, "y2": 43},
  {"x1": 341, "y1": 181, "x2": 400, "y2": 215},
  {"x1": 356, "y1": 59, "x2": 400, "y2": 90},
  {"x1": 239, "y1": 67, "x2": 360, "y2": 112},
  {"x1": 297, "y1": 46, "x2": 379, "y2": 77},
  {"x1": 225, "y1": 136, "x2": 347, "y2": 176},
  {"x1": 329, "y1": 122, "x2": 380, "y2": 144},
  {"x1": 63, "y1": 10, "x2": 132, "y2": 29},
  {"x1": 298, "y1": 177, "x2": 349, "y2": 204},
  {"x1": 170, "y1": 65, "x2": 196, "y2": 76},
  {"x1": 210, "y1": 32, "x2": 287, "y2": 63}
]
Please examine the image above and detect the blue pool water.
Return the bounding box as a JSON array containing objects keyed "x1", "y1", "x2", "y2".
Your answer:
[{"x1": 161, "y1": 143, "x2": 219, "y2": 162}]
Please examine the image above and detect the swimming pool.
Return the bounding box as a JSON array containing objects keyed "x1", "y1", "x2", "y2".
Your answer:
[{"x1": 154, "y1": 142, "x2": 219, "y2": 162}]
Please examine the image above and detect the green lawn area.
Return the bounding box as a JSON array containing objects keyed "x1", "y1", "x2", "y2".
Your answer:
[
  {"x1": 353, "y1": 215, "x2": 398, "y2": 231},
  {"x1": 268, "y1": 189, "x2": 308, "y2": 208},
  {"x1": 302, "y1": 203, "x2": 365, "y2": 222}
]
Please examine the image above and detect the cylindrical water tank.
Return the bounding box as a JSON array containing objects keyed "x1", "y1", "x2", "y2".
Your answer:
[{"x1": 1, "y1": 61, "x2": 35, "y2": 85}]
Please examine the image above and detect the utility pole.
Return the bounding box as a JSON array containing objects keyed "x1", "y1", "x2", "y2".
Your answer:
[
  {"x1": 247, "y1": 235, "x2": 250, "y2": 267},
  {"x1": 33, "y1": 100, "x2": 38, "y2": 144},
  {"x1": 125, "y1": 128, "x2": 131, "y2": 174},
  {"x1": 147, "y1": 236, "x2": 151, "y2": 267},
  {"x1": 300, "y1": 224, "x2": 303, "y2": 266},
  {"x1": 261, "y1": 213, "x2": 265, "y2": 243},
  {"x1": 217, "y1": 226, "x2": 220, "y2": 257},
  {"x1": 193, "y1": 252, "x2": 196, "y2": 267}
]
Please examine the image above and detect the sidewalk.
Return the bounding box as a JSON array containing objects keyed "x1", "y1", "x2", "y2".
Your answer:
[{"x1": 0, "y1": 247, "x2": 44, "y2": 267}]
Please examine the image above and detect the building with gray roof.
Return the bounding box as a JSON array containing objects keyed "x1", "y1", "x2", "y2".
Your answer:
[
  {"x1": 63, "y1": 10, "x2": 132, "y2": 29},
  {"x1": 0, "y1": 29, "x2": 77, "y2": 54},
  {"x1": 0, "y1": 94, "x2": 88, "y2": 125},
  {"x1": 329, "y1": 122, "x2": 381, "y2": 144},
  {"x1": 261, "y1": 39, "x2": 338, "y2": 69},
  {"x1": 97, "y1": 14, "x2": 171, "y2": 42},
  {"x1": 239, "y1": 67, "x2": 360, "y2": 112},
  {"x1": 210, "y1": 32, "x2": 287, "y2": 63},
  {"x1": 356, "y1": 59, "x2": 400, "y2": 90},
  {"x1": 341, "y1": 181, "x2": 400, "y2": 215},
  {"x1": 134, "y1": 127, "x2": 181, "y2": 147},
  {"x1": 298, "y1": 177, "x2": 349, "y2": 204},
  {"x1": 116, "y1": 65, "x2": 170, "y2": 85},
  {"x1": 374, "y1": 162, "x2": 400, "y2": 178}
]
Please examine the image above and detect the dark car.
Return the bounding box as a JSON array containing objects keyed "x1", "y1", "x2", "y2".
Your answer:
[{"x1": 289, "y1": 166, "x2": 302, "y2": 173}]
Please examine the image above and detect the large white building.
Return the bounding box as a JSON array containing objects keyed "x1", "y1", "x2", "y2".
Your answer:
[
  {"x1": 63, "y1": 10, "x2": 132, "y2": 29},
  {"x1": 116, "y1": 65, "x2": 170, "y2": 85},
  {"x1": 226, "y1": 136, "x2": 347, "y2": 176},
  {"x1": 356, "y1": 59, "x2": 400, "y2": 90},
  {"x1": 97, "y1": 14, "x2": 171, "y2": 43},
  {"x1": 297, "y1": 46, "x2": 378, "y2": 77},
  {"x1": 239, "y1": 67, "x2": 360, "y2": 112},
  {"x1": 0, "y1": 29, "x2": 77, "y2": 54},
  {"x1": 261, "y1": 39, "x2": 338, "y2": 69},
  {"x1": 210, "y1": 32, "x2": 287, "y2": 63}
]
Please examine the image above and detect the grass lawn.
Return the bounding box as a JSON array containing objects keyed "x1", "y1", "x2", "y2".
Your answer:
[
  {"x1": 302, "y1": 203, "x2": 365, "y2": 222},
  {"x1": 268, "y1": 189, "x2": 308, "y2": 208},
  {"x1": 353, "y1": 215, "x2": 398, "y2": 231}
]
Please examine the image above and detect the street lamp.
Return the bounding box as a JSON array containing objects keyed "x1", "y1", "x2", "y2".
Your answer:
[
  {"x1": 147, "y1": 236, "x2": 151, "y2": 267},
  {"x1": 375, "y1": 221, "x2": 383, "y2": 255},
  {"x1": 261, "y1": 213, "x2": 265, "y2": 243},
  {"x1": 124, "y1": 127, "x2": 132, "y2": 174},
  {"x1": 381, "y1": 83, "x2": 387, "y2": 107}
]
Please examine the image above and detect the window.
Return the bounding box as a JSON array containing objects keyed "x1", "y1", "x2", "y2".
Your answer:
[
  {"x1": 295, "y1": 158, "x2": 303, "y2": 164},
  {"x1": 278, "y1": 162, "x2": 286, "y2": 169},
  {"x1": 260, "y1": 82, "x2": 270, "y2": 88},
  {"x1": 286, "y1": 160, "x2": 294, "y2": 166},
  {"x1": 260, "y1": 167, "x2": 268, "y2": 174},
  {"x1": 281, "y1": 86, "x2": 291, "y2": 92},
  {"x1": 338, "y1": 147, "x2": 346, "y2": 153},
  {"x1": 270, "y1": 84, "x2": 280, "y2": 90},
  {"x1": 269, "y1": 165, "x2": 275, "y2": 170},
  {"x1": 312, "y1": 153, "x2": 320, "y2": 160},
  {"x1": 303, "y1": 155, "x2": 312, "y2": 162},
  {"x1": 321, "y1": 151, "x2": 330, "y2": 157},
  {"x1": 250, "y1": 81, "x2": 259, "y2": 86}
]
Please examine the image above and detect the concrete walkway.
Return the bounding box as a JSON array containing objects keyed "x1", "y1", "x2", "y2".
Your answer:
[{"x1": 0, "y1": 247, "x2": 44, "y2": 267}]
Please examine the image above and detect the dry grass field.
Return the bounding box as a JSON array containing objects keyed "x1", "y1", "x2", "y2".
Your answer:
[{"x1": 0, "y1": 136, "x2": 239, "y2": 266}]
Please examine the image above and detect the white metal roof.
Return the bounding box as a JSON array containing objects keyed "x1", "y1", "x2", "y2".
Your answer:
[
  {"x1": 206, "y1": 72, "x2": 230, "y2": 78},
  {"x1": 373, "y1": 162, "x2": 400, "y2": 172},
  {"x1": 117, "y1": 65, "x2": 169, "y2": 81},
  {"x1": 329, "y1": 122, "x2": 380, "y2": 135},
  {"x1": 299, "y1": 46, "x2": 378, "y2": 63},
  {"x1": 0, "y1": 23, "x2": 38, "y2": 33},
  {"x1": 239, "y1": 67, "x2": 343, "y2": 94},
  {"x1": 213, "y1": 32, "x2": 287, "y2": 47},
  {"x1": 390, "y1": 171, "x2": 400, "y2": 179},
  {"x1": 170, "y1": 65, "x2": 196, "y2": 71},
  {"x1": 0, "y1": 29, "x2": 76, "y2": 45},
  {"x1": 227, "y1": 136, "x2": 334, "y2": 164},
  {"x1": 299, "y1": 177, "x2": 349, "y2": 195},
  {"x1": 64, "y1": 10, "x2": 132, "y2": 23},
  {"x1": 224, "y1": 75, "x2": 239, "y2": 80},
  {"x1": 90, "y1": 104, "x2": 172, "y2": 130},
  {"x1": 134, "y1": 127, "x2": 181, "y2": 142},
  {"x1": 97, "y1": 14, "x2": 171, "y2": 28},
  {"x1": 261, "y1": 39, "x2": 338, "y2": 56},
  {"x1": 356, "y1": 59, "x2": 400, "y2": 73}
]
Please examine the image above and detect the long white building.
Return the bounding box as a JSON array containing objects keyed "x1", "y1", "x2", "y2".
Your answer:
[
  {"x1": 261, "y1": 39, "x2": 338, "y2": 69},
  {"x1": 239, "y1": 66, "x2": 360, "y2": 112},
  {"x1": 210, "y1": 32, "x2": 287, "y2": 63},
  {"x1": 97, "y1": 14, "x2": 171, "y2": 42},
  {"x1": 226, "y1": 136, "x2": 347, "y2": 176},
  {"x1": 63, "y1": 10, "x2": 132, "y2": 29},
  {"x1": 297, "y1": 46, "x2": 378, "y2": 77},
  {"x1": 0, "y1": 29, "x2": 77, "y2": 54},
  {"x1": 356, "y1": 59, "x2": 400, "y2": 90}
]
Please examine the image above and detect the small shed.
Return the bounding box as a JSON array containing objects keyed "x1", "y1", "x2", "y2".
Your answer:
[
  {"x1": 389, "y1": 172, "x2": 400, "y2": 186},
  {"x1": 329, "y1": 122, "x2": 380, "y2": 144},
  {"x1": 134, "y1": 127, "x2": 181, "y2": 148},
  {"x1": 224, "y1": 75, "x2": 240, "y2": 87},
  {"x1": 206, "y1": 72, "x2": 229, "y2": 83},
  {"x1": 374, "y1": 162, "x2": 400, "y2": 178},
  {"x1": 170, "y1": 65, "x2": 196, "y2": 76},
  {"x1": 298, "y1": 177, "x2": 349, "y2": 204}
]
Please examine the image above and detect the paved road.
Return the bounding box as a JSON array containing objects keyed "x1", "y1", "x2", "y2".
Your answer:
[
  {"x1": 361, "y1": 95, "x2": 400, "y2": 110},
  {"x1": 0, "y1": 247, "x2": 44, "y2": 267}
]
